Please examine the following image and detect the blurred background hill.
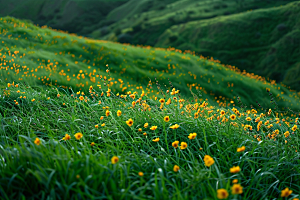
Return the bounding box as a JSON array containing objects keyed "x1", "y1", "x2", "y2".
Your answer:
[{"x1": 0, "y1": 0, "x2": 299, "y2": 91}]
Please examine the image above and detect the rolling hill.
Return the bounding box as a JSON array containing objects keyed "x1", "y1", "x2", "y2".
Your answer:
[
  {"x1": 0, "y1": 0, "x2": 299, "y2": 91},
  {"x1": 156, "y1": 1, "x2": 300, "y2": 90},
  {"x1": 0, "y1": 16, "x2": 300, "y2": 111}
]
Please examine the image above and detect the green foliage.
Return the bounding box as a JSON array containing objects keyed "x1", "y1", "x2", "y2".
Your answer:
[
  {"x1": 156, "y1": 1, "x2": 300, "y2": 90},
  {"x1": 1, "y1": 0, "x2": 299, "y2": 90},
  {"x1": 1, "y1": 16, "x2": 300, "y2": 111},
  {"x1": 0, "y1": 82, "x2": 299, "y2": 199}
]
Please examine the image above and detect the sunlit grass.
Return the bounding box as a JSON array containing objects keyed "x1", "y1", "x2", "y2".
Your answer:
[
  {"x1": 0, "y1": 80, "x2": 299, "y2": 199},
  {"x1": 1, "y1": 16, "x2": 300, "y2": 111}
]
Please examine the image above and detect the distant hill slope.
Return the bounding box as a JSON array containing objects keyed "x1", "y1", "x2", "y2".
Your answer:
[
  {"x1": 156, "y1": 1, "x2": 300, "y2": 90},
  {"x1": 0, "y1": 0, "x2": 299, "y2": 90},
  {"x1": 0, "y1": 0, "x2": 129, "y2": 35},
  {"x1": 1, "y1": 17, "x2": 300, "y2": 110},
  {"x1": 0, "y1": 0, "x2": 295, "y2": 40}
]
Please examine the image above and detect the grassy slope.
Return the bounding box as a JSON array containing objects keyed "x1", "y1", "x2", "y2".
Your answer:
[
  {"x1": 0, "y1": 77, "x2": 300, "y2": 199},
  {"x1": 1, "y1": 0, "x2": 299, "y2": 90},
  {"x1": 99, "y1": 0, "x2": 295, "y2": 42},
  {"x1": 156, "y1": 1, "x2": 300, "y2": 90},
  {"x1": 1, "y1": 17, "x2": 300, "y2": 111},
  {"x1": 1, "y1": 0, "x2": 294, "y2": 38}
]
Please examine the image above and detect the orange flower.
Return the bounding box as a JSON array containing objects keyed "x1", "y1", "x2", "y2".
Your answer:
[
  {"x1": 281, "y1": 187, "x2": 292, "y2": 197},
  {"x1": 172, "y1": 141, "x2": 179, "y2": 148},
  {"x1": 117, "y1": 110, "x2": 122, "y2": 117},
  {"x1": 138, "y1": 172, "x2": 144, "y2": 177},
  {"x1": 159, "y1": 98, "x2": 165, "y2": 103},
  {"x1": 164, "y1": 116, "x2": 170, "y2": 122},
  {"x1": 188, "y1": 133, "x2": 197, "y2": 140},
  {"x1": 203, "y1": 155, "x2": 214, "y2": 167},
  {"x1": 230, "y1": 166, "x2": 241, "y2": 173},
  {"x1": 230, "y1": 114, "x2": 236, "y2": 120},
  {"x1": 34, "y1": 138, "x2": 41, "y2": 145},
  {"x1": 170, "y1": 124, "x2": 180, "y2": 129},
  {"x1": 180, "y1": 142, "x2": 187, "y2": 150},
  {"x1": 111, "y1": 156, "x2": 119, "y2": 164},
  {"x1": 74, "y1": 132, "x2": 83, "y2": 140},
  {"x1": 231, "y1": 184, "x2": 243, "y2": 195},
  {"x1": 237, "y1": 146, "x2": 245, "y2": 152},
  {"x1": 150, "y1": 126, "x2": 157, "y2": 130},
  {"x1": 126, "y1": 119, "x2": 134, "y2": 127},
  {"x1": 173, "y1": 165, "x2": 180, "y2": 172},
  {"x1": 64, "y1": 134, "x2": 71, "y2": 140},
  {"x1": 217, "y1": 189, "x2": 228, "y2": 199}
]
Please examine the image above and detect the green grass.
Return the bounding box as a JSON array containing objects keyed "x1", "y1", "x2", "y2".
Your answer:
[
  {"x1": 0, "y1": 80, "x2": 300, "y2": 199},
  {"x1": 1, "y1": 16, "x2": 300, "y2": 111},
  {"x1": 1, "y1": 0, "x2": 299, "y2": 90},
  {"x1": 156, "y1": 1, "x2": 300, "y2": 90}
]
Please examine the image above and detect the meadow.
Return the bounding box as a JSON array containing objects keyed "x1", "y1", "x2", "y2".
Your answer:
[
  {"x1": 2, "y1": 0, "x2": 299, "y2": 90},
  {"x1": 0, "y1": 16, "x2": 300, "y2": 199}
]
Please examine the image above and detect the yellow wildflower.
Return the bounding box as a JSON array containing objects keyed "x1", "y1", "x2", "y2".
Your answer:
[
  {"x1": 74, "y1": 132, "x2": 83, "y2": 140},
  {"x1": 172, "y1": 141, "x2": 179, "y2": 148},
  {"x1": 217, "y1": 189, "x2": 228, "y2": 199},
  {"x1": 111, "y1": 156, "x2": 119, "y2": 164},
  {"x1": 231, "y1": 184, "x2": 243, "y2": 195},
  {"x1": 180, "y1": 142, "x2": 187, "y2": 150},
  {"x1": 188, "y1": 133, "x2": 197, "y2": 140},
  {"x1": 34, "y1": 138, "x2": 41, "y2": 146},
  {"x1": 173, "y1": 165, "x2": 180, "y2": 172}
]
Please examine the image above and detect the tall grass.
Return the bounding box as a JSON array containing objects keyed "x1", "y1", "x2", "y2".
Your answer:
[{"x1": 0, "y1": 80, "x2": 299, "y2": 199}]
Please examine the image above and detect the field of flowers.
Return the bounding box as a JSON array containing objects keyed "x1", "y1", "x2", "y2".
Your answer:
[
  {"x1": 1, "y1": 80, "x2": 300, "y2": 199},
  {"x1": 1, "y1": 16, "x2": 300, "y2": 110},
  {"x1": 0, "y1": 16, "x2": 300, "y2": 199}
]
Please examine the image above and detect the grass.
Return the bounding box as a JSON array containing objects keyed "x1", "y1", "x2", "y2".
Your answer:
[
  {"x1": 156, "y1": 1, "x2": 300, "y2": 90},
  {"x1": 1, "y1": 0, "x2": 299, "y2": 90},
  {"x1": 0, "y1": 79, "x2": 300, "y2": 199},
  {"x1": 1, "y1": 16, "x2": 300, "y2": 111},
  {"x1": 0, "y1": 2, "x2": 300, "y2": 199}
]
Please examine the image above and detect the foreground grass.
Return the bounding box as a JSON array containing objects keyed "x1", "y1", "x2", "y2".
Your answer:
[{"x1": 0, "y1": 81, "x2": 299, "y2": 199}]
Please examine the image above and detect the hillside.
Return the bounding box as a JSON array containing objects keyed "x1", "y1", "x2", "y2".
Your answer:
[
  {"x1": 0, "y1": 16, "x2": 300, "y2": 111},
  {"x1": 156, "y1": 1, "x2": 300, "y2": 90},
  {"x1": 1, "y1": 80, "x2": 300, "y2": 199},
  {"x1": 1, "y1": 0, "x2": 299, "y2": 91},
  {"x1": 0, "y1": 0, "x2": 129, "y2": 35},
  {"x1": 1, "y1": 0, "x2": 293, "y2": 37}
]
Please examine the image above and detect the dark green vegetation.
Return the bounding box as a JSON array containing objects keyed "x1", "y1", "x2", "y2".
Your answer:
[
  {"x1": 0, "y1": 0, "x2": 128, "y2": 35},
  {"x1": 1, "y1": 0, "x2": 299, "y2": 90},
  {"x1": 156, "y1": 1, "x2": 300, "y2": 90},
  {"x1": 1, "y1": 17, "x2": 300, "y2": 111},
  {"x1": 0, "y1": 82, "x2": 299, "y2": 199}
]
